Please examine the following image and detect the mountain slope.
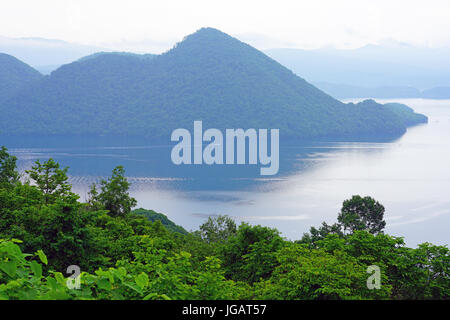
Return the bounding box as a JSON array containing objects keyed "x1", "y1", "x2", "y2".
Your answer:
[
  {"x1": 0, "y1": 53, "x2": 43, "y2": 100},
  {"x1": 77, "y1": 51, "x2": 156, "y2": 63},
  {"x1": 383, "y1": 102, "x2": 427, "y2": 126},
  {"x1": 132, "y1": 208, "x2": 188, "y2": 234},
  {"x1": 0, "y1": 28, "x2": 427, "y2": 140}
]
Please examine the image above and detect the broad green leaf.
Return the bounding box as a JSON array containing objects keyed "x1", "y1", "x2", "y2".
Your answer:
[
  {"x1": 96, "y1": 278, "x2": 112, "y2": 291},
  {"x1": 135, "y1": 272, "x2": 149, "y2": 290},
  {"x1": 44, "y1": 289, "x2": 71, "y2": 300},
  {"x1": 143, "y1": 292, "x2": 158, "y2": 300},
  {"x1": 53, "y1": 272, "x2": 66, "y2": 286},
  {"x1": 0, "y1": 261, "x2": 17, "y2": 277},
  {"x1": 46, "y1": 277, "x2": 58, "y2": 291},
  {"x1": 144, "y1": 293, "x2": 171, "y2": 300},
  {"x1": 36, "y1": 250, "x2": 48, "y2": 265},
  {"x1": 124, "y1": 282, "x2": 143, "y2": 294},
  {"x1": 30, "y1": 260, "x2": 43, "y2": 279}
]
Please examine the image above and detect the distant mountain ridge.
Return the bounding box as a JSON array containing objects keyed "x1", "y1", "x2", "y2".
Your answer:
[
  {"x1": 265, "y1": 45, "x2": 450, "y2": 89},
  {"x1": 0, "y1": 35, "x2": 107, "y2": 74},
  {"x1": 0, "y1": 28, "x2": 427, "y2": 141},
  {"x1": 315, "y1": 82, "x2": 450, "y2": 99},
  {"x1": 421, "y1": 87, "x2": 450, "y2": 99}
]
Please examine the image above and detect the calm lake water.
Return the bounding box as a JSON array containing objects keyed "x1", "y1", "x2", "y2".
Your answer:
[{"x1": 3, "y1": 98, "x2": 450, "y2": 247}]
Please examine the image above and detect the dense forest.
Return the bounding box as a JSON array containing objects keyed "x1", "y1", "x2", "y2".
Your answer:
[
  {"x1": 0, "y1": 28, "x2": 427, "y2": 140},
  {"x1": 0, "y1": 146, "x2": 448, "y2": 300}
]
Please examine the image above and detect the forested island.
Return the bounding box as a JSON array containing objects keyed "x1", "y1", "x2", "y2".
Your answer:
[
  {"x1": 0, "y1": 28, "x2": 427, "y2": 141},
  {"x1": 0, "y1": 147, "x2": 448, "y2": 300}
]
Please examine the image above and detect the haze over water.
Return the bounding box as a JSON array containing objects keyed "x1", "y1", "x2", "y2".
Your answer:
[{"x1": 4, "y1": 98, "x2": 450, "y2": 247}]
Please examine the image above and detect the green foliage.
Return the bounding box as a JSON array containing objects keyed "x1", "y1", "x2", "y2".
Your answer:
[
  {"x1": 254, "y1": 243, "x2": 391, "y2": 300},
  {"x1": 298, "y1": 221, "x2": 343, "y2": 247},
  {"x1": 0, "y1": 146, "x2": 19, "y2": 189},
  {"x1": 25, "y1": 158, "x2": 74, "y2": 205},
  {"x1": 392, "y1": 242, "x2": 450, "y2": 299},
  {"x1": 299, "y1": 194, "x2": 386, "y2": 246},
  {"x1": 0, "y1": 239, "x2": 75, "y2": 300},
  {"x1": 88, "y1": 166, "x2": 137, "y2": 217},
  {"x1": 199, "y1": 215, "x2": 237, "y2": 243},
  {"x1": 219, "y1": 223, "x2": 285, "y2": 284},
  {"x1": 0, "y1": 185, "x2": 101, "y2": 272}
]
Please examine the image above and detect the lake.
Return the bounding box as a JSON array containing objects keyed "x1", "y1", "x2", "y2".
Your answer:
[{"x1": 2, "y1": 98, "x2": 450, "y2": 247}]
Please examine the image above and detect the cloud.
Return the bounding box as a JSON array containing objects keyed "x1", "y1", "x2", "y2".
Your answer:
[{"x1": 2, "y1": 0, "x2": 450, "y2": 51}]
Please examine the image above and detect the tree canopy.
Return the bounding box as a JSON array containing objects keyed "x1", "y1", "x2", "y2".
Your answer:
[{"x1": 337, "y1": 195, "x2": 386, "y2": 234}]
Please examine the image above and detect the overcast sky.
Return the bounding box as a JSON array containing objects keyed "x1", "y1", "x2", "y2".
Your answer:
[{"x1": 1, "y1": 0, "x2": 450, "y2": 52}]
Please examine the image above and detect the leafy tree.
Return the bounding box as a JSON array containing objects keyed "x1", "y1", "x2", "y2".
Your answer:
[
  {"x1": 0, "y1": 146, "x2": 19, "y2": 189},
  {"x1": 86, "y1": 183, "x2": 103, "y2": 211},
  {"x1": 89, "y1": 166, "x2": 137, "y2": 217},
  {"x1": 199, "y1": 215, "x2": 237, "y2": 243},
  {"x1": 0, "y1": 189, "x2": 100, "y2": 272},
  {"x1": 38, "y1": 197, "x2": 102, "y2": 272},
  {"x1": 0, "y1": 182, "x2": 44, "y2": 246},
  {"x1": 337, "y1": 195, "x2": 386, "y2": 234},
  {"x1": 25, "y1": 158, "x2": 73, "y2": 205},
  {"x1": 253, "y1": 243, "x2": 391, "y2": 300},
  {"x1": 393, "y1": 243, "x2": 449, "y2": 299},
  {"x1": 298, "y1": 221, "x2": 343, "y2": 247},
  {"x1": 220, "y1": 223, "x2": 284, "y2": 284}
]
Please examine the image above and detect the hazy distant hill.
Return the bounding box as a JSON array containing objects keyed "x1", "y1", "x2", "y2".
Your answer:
[
  {"x1": 314, "y1": 82, "x2": 422, "y2": 99},
  {"x1": 0, "y1": 53, "x2": 42, "y2": 100},
  {"x1": 421, "y1": 87, "x2": 450, "y2": 99},
  {"x1": 0, "y1": 36, "x2": 108, "y2": 74},
  {"x1": 265, "y1": 45, "x2": 450, "y2": 89},
  {"x1": 314, "y1": 82, "x2": 450, "y2": 100},
  {"x1": 0, "y1": 28, "x2": 427, "y2": 140}
]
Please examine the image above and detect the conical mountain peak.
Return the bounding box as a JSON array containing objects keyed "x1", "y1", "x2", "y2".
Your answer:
[{"x1": 165, "y1": 27, "x2": 254, "y2": 58}]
